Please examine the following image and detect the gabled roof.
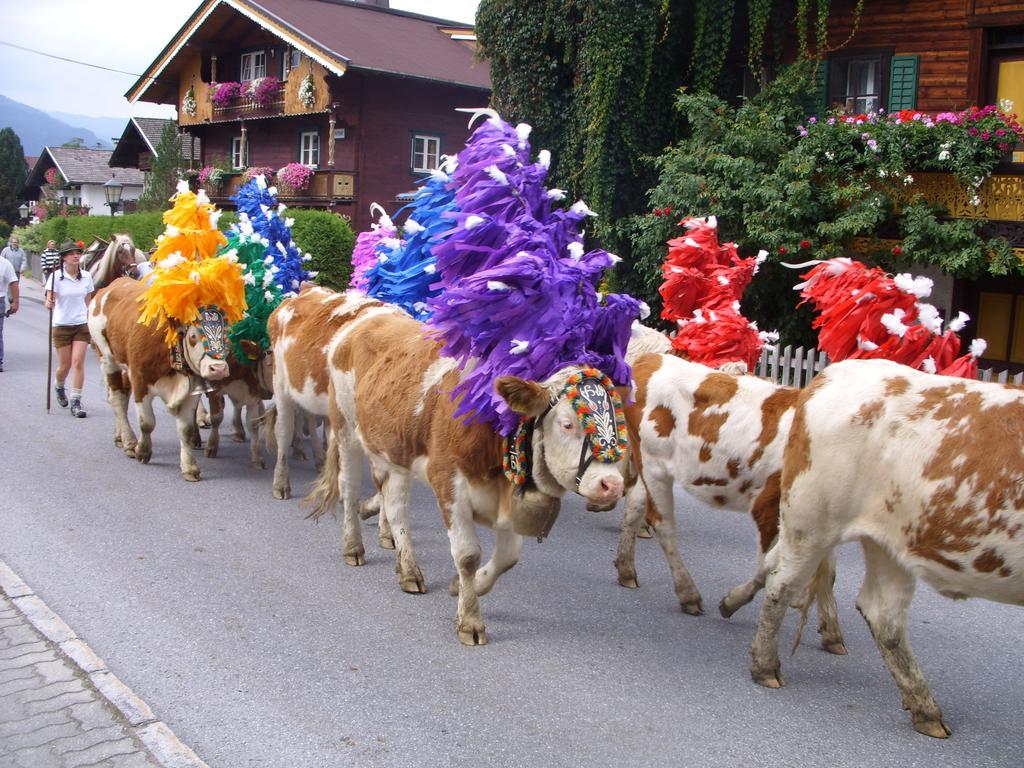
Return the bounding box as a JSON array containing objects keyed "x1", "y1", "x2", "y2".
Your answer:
[
  {"x1": 25, "y1": 147, "x2": 145, "y2": 189},
  {"x1": 127, "y1": 0, "x2": 490, "y2": 105},
  {"x1": 109, "y1": 118, "x2": 201, "y2": 167}
]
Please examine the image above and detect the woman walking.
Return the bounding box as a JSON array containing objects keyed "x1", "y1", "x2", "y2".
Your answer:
[{"x1": 44, "y1": 240, "x2": 95, "y2": 418}]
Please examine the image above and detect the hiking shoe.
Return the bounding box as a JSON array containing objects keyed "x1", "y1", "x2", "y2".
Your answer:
[
  {"x1": 55, "y1": 386, "x2": 68, "y2": 407},
  {"x1": 70, "y1": 399, "x2": 87, "y2": 418}
]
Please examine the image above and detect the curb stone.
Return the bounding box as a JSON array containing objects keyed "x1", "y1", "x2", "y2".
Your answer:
[{"x1": 0, "y1": 558, "x2": 209, "y2": 768}]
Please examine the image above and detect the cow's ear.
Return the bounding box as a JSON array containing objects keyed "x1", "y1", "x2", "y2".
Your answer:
[
  {"x1": 496, "y1": 376, "x2": 549, "y2": 417},
  {"x1": 239, "y1": 339, "x2": 260, "y2": 360}
]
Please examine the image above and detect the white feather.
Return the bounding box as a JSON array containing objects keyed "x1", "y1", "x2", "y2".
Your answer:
[{"x1": 970, "y1": 338, "x2": 987, "y2": 358}]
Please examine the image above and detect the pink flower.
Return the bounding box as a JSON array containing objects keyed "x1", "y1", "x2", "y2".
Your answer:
[{"x1": 981, "y1": 131, "x2": 991, "y2": 140}]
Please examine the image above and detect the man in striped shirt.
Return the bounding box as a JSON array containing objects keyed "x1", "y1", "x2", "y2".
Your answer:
[{"x1": 40, "y1": 240, "x2": 60, "y2": 281}]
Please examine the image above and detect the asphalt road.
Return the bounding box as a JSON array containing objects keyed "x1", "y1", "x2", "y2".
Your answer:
[{"x1": 2, "y1": 297, "x2": 1023, "y2": 768}]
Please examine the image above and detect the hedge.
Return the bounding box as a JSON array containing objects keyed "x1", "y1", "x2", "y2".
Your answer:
[{"x1": 12, "y1": 209, "x2": 356, "y2": 290}]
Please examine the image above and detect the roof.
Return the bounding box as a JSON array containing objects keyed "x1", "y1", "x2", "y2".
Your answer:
[
  {"x1": 24, "y1": 147, "x2": 145, "y2": 189},
  {"x1": 109, "y1": 118, "x2": 201, "y2": 167},
  {"x1": 128, "y1": 0, "x2": 490, "y2": 104}
]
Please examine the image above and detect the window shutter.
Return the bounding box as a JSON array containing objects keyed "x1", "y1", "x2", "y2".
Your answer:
[
  {"x1": 888, "y1": 55, "x2": 919, "y2": 112},
  {"x1": 799, "y1": 60, "x2": 829, "y2": 118}
]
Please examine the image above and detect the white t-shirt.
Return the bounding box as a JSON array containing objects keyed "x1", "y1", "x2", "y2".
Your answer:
[
  {"x1": 0, "y1": 257, "x2": 18, "y2": 302},
  {"x1": 45, "y1": 270, "x2": 95, "y2": 326}
]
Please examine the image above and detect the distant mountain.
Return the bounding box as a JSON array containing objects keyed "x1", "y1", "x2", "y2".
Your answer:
[
  {"x1": 48, "y1": 112, "x2": 127, "y2": 148},
  {"x1": 0, "y1": 94, "x2": 111, "y2": 155}
]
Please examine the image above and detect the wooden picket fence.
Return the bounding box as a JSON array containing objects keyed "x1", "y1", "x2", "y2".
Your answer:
[{"x1": 755, "y1": 343, "x2": 1024, "y2": 387}]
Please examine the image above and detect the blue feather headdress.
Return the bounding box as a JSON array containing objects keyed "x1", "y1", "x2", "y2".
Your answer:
[
  {"x1": 363, "y1": 158, "x2": 460, "y2": 320},
  {"x1": 426, "y1": 110, "x2": 642, "y2": 435}
]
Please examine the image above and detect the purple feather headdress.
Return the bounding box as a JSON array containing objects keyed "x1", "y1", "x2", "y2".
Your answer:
[
  {"x1": 348, "y1": 203, "x2": 397, "y2": 293},
  {"x1": 231, "y1": 175, "x2": 314, "y2": 296},
  {"x1": 427, "y1": 109, "x2": 642, "y2": 435},
  {"x1": 364, "y1": 158, "x2": 460, "y2": 320}
]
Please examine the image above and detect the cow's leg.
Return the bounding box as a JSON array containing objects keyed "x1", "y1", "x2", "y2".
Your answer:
[
  {"x1": 107, "y1": 372, "x2": 137, "y2": 456},
  {"x1": 445, "y1": 486, "x2": 486, "y2": 646},
  {"x1": 380, "y1": 471, "x2": 426, "y2": 593},
  {"x1": 472, "y1": 522, "x2": 522, "y2": 597},
  {"x1": 335, "y1": 429, "x2": 367, "y2": 567},
  {"x1": 645, "y1": 476, "x2": 703, "y2": 614},
  {"x1": 750, "y1": 538, "x2": 831, "y2": 689},
  {"x1": 231, "y1": 396, "x2": 246, "y2": 443},
  {"x1": 196, "y1": 397, "x2": 211, "y2": 429},
  {"x1": 272, "y1": 397, "x2": 296, "y2": 499},
  {"x1": 361, "y1": 464, "x2": 393, "y2": 549},
  {"x1": 614, "y1": 480, "x2": 648, "y2": 589},
  {"x1": 133, "y1": 394, "x2": 156, "y2": 465},
  {"x1": 246, "y1": 399, "x2": 265, "y2": 469},
  {"x1": 721, "y1": 548, "x2": 773, "y2": 619},
  {"x1": 857, "y1": 538, "x2": 948, "y2": 738},
  {"x1": 205, "y1": 392, "x2": 224, "y2": 458},
  {"x1": 290, "y1": 412, "x2": 307, "y2": 461},
  {"x1": 172, "y1": 395, "x2": 202, "y2": 482},
  {"x1": 308, "y1": 413, "x2": 326, "y2": 471}
]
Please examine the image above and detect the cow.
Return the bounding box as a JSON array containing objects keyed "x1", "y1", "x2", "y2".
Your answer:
[
  {"x1": 87, "y1": 277, "x2": 233, "y2": 481},
  {"x1": 200, "y1": 349, "x2": 273, "y2": 468},
  {"x1": 301, "y1": 291, "x2": 629, "y2": 646},
  {"x1": 613, "y1": 352, "x2": 846, "y2": 654},
  {"x1": 750, "y1": 358, "x2": 1024, "y2": 737}
]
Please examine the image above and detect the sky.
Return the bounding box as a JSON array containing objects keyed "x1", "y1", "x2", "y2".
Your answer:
[{"x1": 0, "y1": 0, "x2": 481, "y2": 119}]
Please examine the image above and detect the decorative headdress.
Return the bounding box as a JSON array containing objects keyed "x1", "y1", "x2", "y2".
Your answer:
[
  {"x1": 348, "y1": 203, "x2": 398, "y2": 293},
  {"x1": 425, "y1": 109, "x2": 642, "y2": 435},
  {"x1": 138, "y1": 181, "x2": 246, "y2": 346},
  {"x1": 660, "y1": 216, "x2": 773, "y2": 372},
  {"x1": 788, "y1": 257, "x2": 985, "y2": 379},
  {"x1": 223, "y1": 175, "x2": 315, "y2": 357},
  {"x1": 363, "y1": 158, "x2": 460, "y2": 320}
]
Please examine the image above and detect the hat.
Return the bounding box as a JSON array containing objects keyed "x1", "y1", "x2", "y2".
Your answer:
[{"x1": 58, "y1": 240, "x2": 85, "y2": 256}]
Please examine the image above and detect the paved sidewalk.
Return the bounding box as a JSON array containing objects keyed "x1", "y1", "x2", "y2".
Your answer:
[
  {"x1": 18, "y1": 277, "x2": 44, "y2": 307},
  {"x1": 0, "y1": 561, "x2": 207, "y2": 768}
]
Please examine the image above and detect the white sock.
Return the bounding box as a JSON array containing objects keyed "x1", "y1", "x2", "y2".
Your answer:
[{"x1": 70, "y1": 388, "x2": 82, "y2": 401}]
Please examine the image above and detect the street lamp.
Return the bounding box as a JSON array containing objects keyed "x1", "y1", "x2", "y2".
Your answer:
[
  {"x1": 17, "y1": 202, "x2": 29, "y2": 222},
  {"x1": 103, "y1": 175, "x2": 123, "y2": 217}
]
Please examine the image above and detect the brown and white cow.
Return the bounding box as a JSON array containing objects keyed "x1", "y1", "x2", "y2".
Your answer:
[
  {"x1": 302, "y1": 291, "x2": 629, "y2": 646},
  {"x1": 615, "y1": 352, "x2": 846, "y2": 653},
  {"x1": 200, "y1": 350, "x2": 272, "y2": 468},
  {"x1": 750, "y1": 358, "x2": 1024, "y2": 737},
  {"x1": 88, "y1": 277, "x2": 233, "y2": 481}
]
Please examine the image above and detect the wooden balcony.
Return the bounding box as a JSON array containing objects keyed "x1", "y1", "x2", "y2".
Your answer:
[
  {"x1": 209, "y1": 170, "x2": 355, "y2": 206},
  {"x1": 211, "y1": 82, "x2": 286, "y2": 120}
]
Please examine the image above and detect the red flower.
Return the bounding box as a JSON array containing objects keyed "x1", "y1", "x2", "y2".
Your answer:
[
  {"x1": 891, "y1": 245, "x2": 902, "y2": 256},
  {"x1": 800, "y1": 239, "x2": 811, "y2": 249},
  {"x1": 663, "y1": 206, "x2": 672, "y2": 214},
  {"x1": 778, "y1": 245, "x2": 788, "y2": 255}
]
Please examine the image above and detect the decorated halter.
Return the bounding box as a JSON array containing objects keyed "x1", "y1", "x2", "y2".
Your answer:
[
  {"x1": 503, "y1": 367, "x2": 627, "y2": 492},
  {"x1": 195, "y1": 305, "x2": 228, "y2": 360}
]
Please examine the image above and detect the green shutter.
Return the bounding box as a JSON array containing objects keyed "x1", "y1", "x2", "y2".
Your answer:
[
  {"x1": 888, "y1": 55, "x2": 919, "y2": 112},
  {"x1": 799, "y1": 60, "x2": 829, "y2": 118}
]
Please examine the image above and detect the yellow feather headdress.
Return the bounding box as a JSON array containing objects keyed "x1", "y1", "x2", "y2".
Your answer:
[{"x1": 139, "y1": 183, "x2": 247, "y2": 346}]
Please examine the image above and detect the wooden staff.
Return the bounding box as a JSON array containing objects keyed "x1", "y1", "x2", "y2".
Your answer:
[{"x1": 45, "y1": 294, "x2": 53, "y2": 412}]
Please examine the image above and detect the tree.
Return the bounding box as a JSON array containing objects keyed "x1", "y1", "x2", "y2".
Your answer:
[
  {"x1": 61, "y1": 137, "x2": 86, "y2": 148},
  {"x1": 137, "y1": 122, "x2": 184, "y2": 212},
  {"x1": 0, "y1": 127, "x2": 27, "y2": 226}
]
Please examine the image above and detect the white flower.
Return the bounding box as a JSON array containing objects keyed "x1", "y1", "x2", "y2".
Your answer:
[
  {"x1": 510, "y1": 339, "x2": 530, "y2": 355},
  {"x1": 904, "y1": 175, "x2": 914, "y2": 184}
]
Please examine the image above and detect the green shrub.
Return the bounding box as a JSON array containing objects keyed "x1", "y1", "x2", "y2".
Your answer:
[
  {"x1": 34, "y1": 212, "x2": 165, "y2": 252},
  {"x1": 288, "y1": 210, "x2": 355, "y2": 290},
  {"x1": 11, "y1": 221, "x2": 46, "y2": 253}
]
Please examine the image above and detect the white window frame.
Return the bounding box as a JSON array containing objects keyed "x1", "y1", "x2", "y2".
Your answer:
[
  {"x1": 299, "y1": 131, "x2": 320, "y2": 168},
  {"x1": 411, "y1": 134, "x2": 441, "y2": 173},
  {"x1": 282, "y1": 47, "x2": 302, "y2": 78},
  {"x1": 231, "y1": 136, "x2": 248, "y2": 170},
  {"x1": 240, "y1": 51, "x2": 266, "y2": 82}
]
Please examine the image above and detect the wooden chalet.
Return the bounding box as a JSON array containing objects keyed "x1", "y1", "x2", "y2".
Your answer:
[
  {"x1": 126, "y1": 0, "x2": 490, "y2": 233},
  {"x1": 796, "y1": 0, "x2": 1024, "y2": 369}
]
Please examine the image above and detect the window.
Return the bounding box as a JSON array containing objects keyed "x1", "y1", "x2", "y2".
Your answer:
[
  {"x1": 838, "y1": 58, "x2": 881, "y2": 114},
  {"x1": 299, "y1": 131, "x2": 319, "y2": 167},
  {"x1": 231, "y1": 136, "x2": 248, "y2": 170},
  {"x1": 411, "y1": 134, "x2": 441, "y2": 173},
  {"x1": 240, "y1": 51, "x2": 266, "y2": 82},
  {"x1": 281, "y1": 47, "x2": 302, "y2": 78},
  {"x1": 988, "y1": 28, "x2": 1024, "y2": 164}
]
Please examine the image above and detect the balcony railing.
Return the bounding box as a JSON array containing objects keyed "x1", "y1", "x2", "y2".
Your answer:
[
  {"x1": 208, "y1": 170, "x2": 354, "y2": 204},
  {"x1": 211, "y1": 83, "x2": 287, "y2": 119}
]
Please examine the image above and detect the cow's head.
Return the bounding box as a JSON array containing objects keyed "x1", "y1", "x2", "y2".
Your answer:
[
  {"x1": 236, "y1": 340, "x2": 275, "y2": 399},
  {"x1": 181, "y1": 306, "x2": 230, "y2": 381},
  {"x1": 497, "y1": 366, "x2": 628, "y2": 510}
]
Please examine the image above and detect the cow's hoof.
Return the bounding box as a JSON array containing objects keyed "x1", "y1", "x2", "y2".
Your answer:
[
  {"x1": 448, "y1": 574, "x2": 460, "y2": 597},
  {"x1": 272, "y1": 485, "x2": 291, "y2": 500},
  {"x1": 314, "y1": 461, "x2": 325, "y2": 473},
  {"x1": 719, "y1": 598, "x2": 740, "y2": 619},
  {"x1": 680, "y1": 598, "x2": 705, "y2": 616},
  {"x1": 822, "y1": 640, "x2": 848, "y2": 655},
  {"x1": 344, "y1": 551, "x2": 366, "y2": 567},
  {"x1": 359, "y1": 497, "x2": 380, "y2": 520},
  {"x1": 617, "y1": 573, "x2": 639, "y2": 590},
  {"x1": 637, "y1": 524, "x2": 653, "y2": 539},
  {"x1": 752, "y1": 667, "x2": 784, "y2": 689},
  {"x1": 251, "y1": 459, "x2": 266, "y2": 470},
  {"x1": 182, "y1": 471, "x2": 201, "y2": 482},
  {"x1": 913, "y1": 718, "x2": 951, "y2": 739},
  {"x1": 204, "y1": 446, "x2": 218, "y2": 458},
  {"x1": 231, "y1": 433, "x2": 246, "y2": 443},
  {"x1": 400, "y1": 574, "x2": 427, "y2": 594},
  {"x1": 457, "y1": 624, "x2": 487, "y2": 646},
  {"x1": 123, "y1": 446, "x2": 137, "y2": 459},
  {"x1": 292, "y1": 448, "x2": 307, "y2": 461},
  {"x1": 378, "y1": 534, "x2": 395, "y2": 550},
  {"x1": 114, "y1": 436, "x2": 123, "y2": 448}
]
